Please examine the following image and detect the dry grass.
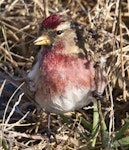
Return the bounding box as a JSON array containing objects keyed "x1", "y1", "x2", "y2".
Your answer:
[{"x1": 0, "y1": 0, "x2": 129, "y2": 149}]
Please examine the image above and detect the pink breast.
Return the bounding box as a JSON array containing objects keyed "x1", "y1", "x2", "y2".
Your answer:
[{"x1": 40, "y1": 52, "x2": 95, "y2": 95}]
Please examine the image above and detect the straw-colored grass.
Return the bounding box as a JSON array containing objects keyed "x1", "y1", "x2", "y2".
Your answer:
[{"x1": 0, "y1": 0, "x2": 129, "y2": 149}]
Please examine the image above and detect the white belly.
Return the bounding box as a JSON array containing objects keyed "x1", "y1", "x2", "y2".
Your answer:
[{"x1": 35, "y1": 85, "x2": 93, "y2": 114}]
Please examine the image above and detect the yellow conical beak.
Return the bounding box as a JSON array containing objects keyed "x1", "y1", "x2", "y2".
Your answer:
[{"x1": 34, "y1": 35, "x2": 51, "y2": 45}]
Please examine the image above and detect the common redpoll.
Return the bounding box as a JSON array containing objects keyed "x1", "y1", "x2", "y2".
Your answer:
[{"x1": 28, "y1": 14, "x2": 105, "y2": 114}]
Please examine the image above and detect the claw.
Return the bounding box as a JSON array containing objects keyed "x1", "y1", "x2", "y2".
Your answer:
[{"x1": 92, "y1": 91, "x2": 104, "y2": 101}]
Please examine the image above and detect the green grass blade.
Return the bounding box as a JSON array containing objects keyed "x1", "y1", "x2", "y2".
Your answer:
[
  {"x1": 114, "y1": 119, "x2": 129, "y2": 141},
  {"x1": 78, "y1": 116, "x2": 92, "y2": 130},
  {"x1": 91, "y1": 101, "x2": 99, "y2": 147},
  {"x1": 113, "y1": 136, "x2": 129, "y2": 148}
]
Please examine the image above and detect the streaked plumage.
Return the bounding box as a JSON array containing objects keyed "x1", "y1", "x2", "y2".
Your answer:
[{"x1": 28, "y1": 14, "x2": 105, "y2": 114}]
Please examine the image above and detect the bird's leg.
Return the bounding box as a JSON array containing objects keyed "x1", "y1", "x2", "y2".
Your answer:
[
  {"x1": 92, "y1": 91, "x2": 104, "y2": 101},
  {"x1": 46, "y1": 88, "x2": 56, "y2": 139},
  {"x1": 47, "y1": 113, "x2": 56, "y2": 140},
  {"x1": 93, "y1": 62, "x2": 106, "y2": 101},
  {"x1": 47, "y1": 112, "x2": 51, "y2": 138},
  {"x1": 93, "y1": 62, "x2": 107, "y2": 148}
]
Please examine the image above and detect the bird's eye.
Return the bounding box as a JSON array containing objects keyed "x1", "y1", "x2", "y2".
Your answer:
[{"x1": 56, "y1": 30, "x2": 63, "y2": 35}]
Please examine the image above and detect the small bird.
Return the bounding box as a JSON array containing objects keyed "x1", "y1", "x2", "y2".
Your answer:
[{"x1": 28, "y1": 14, "x2": 105, "y2": 114}]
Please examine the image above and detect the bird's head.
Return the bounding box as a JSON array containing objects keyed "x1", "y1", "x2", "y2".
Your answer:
[{"x1": 34, "y1": 14, "x2": 84, "y2": 56}]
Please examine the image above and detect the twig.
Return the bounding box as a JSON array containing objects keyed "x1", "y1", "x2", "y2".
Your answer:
[
  {"x1": 0, "y1": 80, "x2": 6, "y2": 97},
  {"x1": 119, "y1": 0, "x2": 126, "y2": 100},
  {"x1": 2, "y1": 82, "x2": 25, "y2": 130},
  {"x1": 43, "y1": 0, "x2": 49, "y2": 17}
]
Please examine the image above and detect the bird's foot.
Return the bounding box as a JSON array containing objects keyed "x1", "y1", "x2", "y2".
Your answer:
[
  {"x1": 46, "y1": 113, "x2": 56, "y2": 141},
  {"x1": 47, "y1": 127, "x2": 56, "y2": 140},
  {"x1": 92, "y1": 91, "x2": 104, "y2": 101}
]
